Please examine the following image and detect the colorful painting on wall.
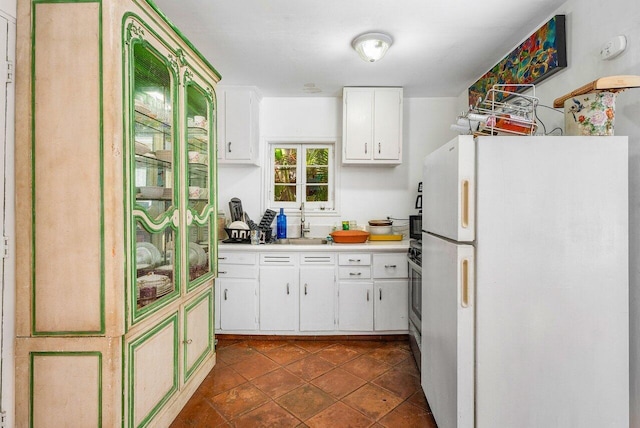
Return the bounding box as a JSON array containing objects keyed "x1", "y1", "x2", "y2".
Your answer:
[{"x1": 468, "y1": 15, "x2": 566, "y2": 107}]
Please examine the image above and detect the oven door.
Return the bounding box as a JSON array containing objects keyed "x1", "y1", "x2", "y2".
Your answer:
[{"x1": 408, "y1": 258, "x2": 422, "y2": 333}]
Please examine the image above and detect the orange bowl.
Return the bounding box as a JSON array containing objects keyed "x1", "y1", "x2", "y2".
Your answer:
[{"x1": 330, "y1": 230, "x2": 370, "y2": 243}]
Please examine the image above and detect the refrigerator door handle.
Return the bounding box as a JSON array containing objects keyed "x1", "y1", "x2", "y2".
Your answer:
[
  {"x1": 461, "y1": 179, "x2": 470, "y2": 229},
  {"x1": 461, "y1": 258, "x2": 470, "y2": 308}
]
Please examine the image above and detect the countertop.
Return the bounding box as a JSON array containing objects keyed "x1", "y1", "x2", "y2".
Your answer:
[{"x1": 218, "y1": 240, "x2": 409, "y2": 252}]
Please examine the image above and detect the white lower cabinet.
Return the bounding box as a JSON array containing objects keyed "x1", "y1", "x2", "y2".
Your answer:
[
  {"x1": 300, "y1": 254, "x2": 336, "y2": 331},
  {"x1": 218, "y1": 279, "x2": 258, "y2": 331},
  {"x1": 216, "y1": 249, "x2": 409, "y2": 334},
  {"x1": 338, "y1": 281, "x2": 374, "y2": 331},
  {"x1": 373, "y1": 253, "x2": 409, "y2": 331},
  {"x1": 259, "y1": 254, "x2": 298, "y2": 331},
  {"x1": 374, "y1": 280, "x2": 409, "y2": 331},
  {"x1": 338, "y1": 253, "x2": 374, "y2": 331},
  {"x1": 217, "y1": 252, "x2": 258, "y2": 331}
]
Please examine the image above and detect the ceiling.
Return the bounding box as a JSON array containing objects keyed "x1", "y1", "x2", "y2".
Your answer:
[{"x1": 151, "y1": 0, "x2": 566, "y2": 98}]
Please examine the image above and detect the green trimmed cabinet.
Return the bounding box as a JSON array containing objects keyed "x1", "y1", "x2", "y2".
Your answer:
[{"x1": 15, "y1": 0, "x2": 219, "y2": 426}]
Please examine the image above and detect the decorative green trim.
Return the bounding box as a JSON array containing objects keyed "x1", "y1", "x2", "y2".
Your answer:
[
  {"x1": 31, "y1": 0, "x2": 105, "y2": 336},
  {"x1": 137, "y1": 0, "x2": 221, "y2": 81},
  {"x1": 127, "y1": 312, "x2": 179, "y2": 428},
  {"x1": 29, "y1": 351, "x2": 103, "y2": 428},
  {"x1": 183, "y1": 288, "x2": 214, "y2": 381}
]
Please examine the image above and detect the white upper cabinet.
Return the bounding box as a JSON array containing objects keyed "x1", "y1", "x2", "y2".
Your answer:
[
  {"x1": 217, "y1": 86, "x2": 260, "y2": 164},
  {"x1": 342, "y1": 87, "x2": 403, "y2": 165}
]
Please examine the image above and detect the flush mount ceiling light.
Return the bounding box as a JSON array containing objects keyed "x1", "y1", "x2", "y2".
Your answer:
[{"x1": 352, "y1": 32, "x2": 393, "y2": 63}]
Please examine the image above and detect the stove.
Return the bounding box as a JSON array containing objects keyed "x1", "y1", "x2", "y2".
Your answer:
[{"x1": 408, "y1": 239, "x2": 422, "y2": 370}]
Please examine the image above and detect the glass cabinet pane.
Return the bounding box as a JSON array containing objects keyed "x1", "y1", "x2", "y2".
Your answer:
[
  {"x1": 133, "y1": 43, "x2": 174, "y2": 214},
  {"x1": 186, "y1": 83, "x2": 212, "y2": 283},
  {"x1": 130, "y1": 41, "x2": 178, "y2": 314},
  {"x1": 135, "y1": 222, "x2": 177, "y2": 308}
]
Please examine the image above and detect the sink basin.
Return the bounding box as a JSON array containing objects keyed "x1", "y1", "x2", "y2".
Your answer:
[{"x1": 280, "y1": 238, "x2": 328, "y2": 245}]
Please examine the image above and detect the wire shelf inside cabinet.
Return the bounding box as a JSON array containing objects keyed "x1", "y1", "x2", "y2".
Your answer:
[{"x1": 474, "y1": 84, "x2": 539, "y2": 136}]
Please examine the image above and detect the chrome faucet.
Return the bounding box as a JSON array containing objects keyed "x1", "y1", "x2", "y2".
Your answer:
[{"x1": 301, "y1": 202, "x2": 310, "y2": 238}]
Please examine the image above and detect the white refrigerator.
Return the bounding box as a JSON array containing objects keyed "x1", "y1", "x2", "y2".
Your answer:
[{"x1": 421, "y1": 135, "x2": 629, "y2": 428}]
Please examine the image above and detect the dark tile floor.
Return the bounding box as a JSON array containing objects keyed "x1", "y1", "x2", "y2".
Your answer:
[{"x1": 171, "y1": 336, "x2": 438, "y2": 427}]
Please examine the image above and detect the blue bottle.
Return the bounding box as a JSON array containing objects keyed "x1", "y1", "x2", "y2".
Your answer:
[{"x1": 276, "y1": 208, "x2": 287, "y2": 239}]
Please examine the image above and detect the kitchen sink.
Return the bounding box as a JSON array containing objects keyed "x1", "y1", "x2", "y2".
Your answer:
[{"x1": 279, "y1": 238, "x2": 328, "y2": 245}]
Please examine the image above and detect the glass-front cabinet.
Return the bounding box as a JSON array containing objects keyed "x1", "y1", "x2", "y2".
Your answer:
[{"x1": 125, "y1": 18, "x2": 216, "y2": 324}]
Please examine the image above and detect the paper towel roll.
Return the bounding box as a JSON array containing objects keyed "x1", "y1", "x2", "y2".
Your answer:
[{"x1": 450, "y1": 124, "x2": 472, "y2": 134}]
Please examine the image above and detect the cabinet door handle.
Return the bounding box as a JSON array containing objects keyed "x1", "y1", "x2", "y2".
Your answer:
[
  {"x1": 218, "y1": 271, "x2": 227, "y2": 275},
  {"x1": 286, "y1": 283, "x2": 290, "y2": 295},
  {"x1": 183, "y1": 339, "x2": 193, "y2": 344},
  {"x1": 365, "y1": 143, "x2": 367, "y2": 154},
  {"x1": 366, "y1": 290, "x2": 370, "y2": 301},
  {"x1": 379, "y1": 288, "x2": 382, "y2": 300},
  {"x1": 349, "y1": 272, "x2": 362, "y2": 276},
  {"x1": 304, "y1": 283, "x2": 308, "y2": 295},
  {"x1": 384, "y1": 264, "x2": 397, "y2": 268},
  {"x1": 224, "y1": 289, "x2": 228, "y2": 300},
  {"x1": 348, "y1": 258, "x2": 361, "y2": 262},
  {"x1": 228, "y1": 141, "x2": 232, "y2": 152},
  {"x1": 378, "y1": 142, "x2": 381, "y2": 154},
  {"x1": 218, "y1": 256, "x2": 227, "y2": 260}
]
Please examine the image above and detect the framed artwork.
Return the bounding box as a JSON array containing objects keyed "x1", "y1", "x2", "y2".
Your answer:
[{"x1": 468, "y1": 15, "x2": 567, "y2": 107}]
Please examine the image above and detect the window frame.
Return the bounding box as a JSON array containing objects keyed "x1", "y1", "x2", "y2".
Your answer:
[{"x1": 265, "y1": 138, "x2": 339, "y2": 215}]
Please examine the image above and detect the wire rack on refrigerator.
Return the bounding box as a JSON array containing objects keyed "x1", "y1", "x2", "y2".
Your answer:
[{"x1": 471, "y1": 84, "x2": 539, "y2": 136}]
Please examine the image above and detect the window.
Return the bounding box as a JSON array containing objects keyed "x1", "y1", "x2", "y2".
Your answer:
[{"x1": 268, "y1": 142, "x2": 335, "y2": 211}]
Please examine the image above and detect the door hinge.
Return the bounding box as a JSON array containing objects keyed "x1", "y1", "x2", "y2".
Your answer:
[
  {"x1": 1, "y1": 410, "x2": 6, "y2": 428},
  {"x1": 2, "y1": 236, "x2": 8, "y2": 259},
  {"x1": 6, "y1": 60, "x2": 13, "y2": 83}
]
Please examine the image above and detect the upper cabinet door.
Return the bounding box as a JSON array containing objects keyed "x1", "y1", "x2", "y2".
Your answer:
[
  {"x1": 218, "y1": 87, "x2": 260, "y2": 164},
  {"x1": 343, "y1": 89, "x2": 373, "y2": 161},
  {"x1": 373, "y1": 89, "x2": 402, "y2": 160}
]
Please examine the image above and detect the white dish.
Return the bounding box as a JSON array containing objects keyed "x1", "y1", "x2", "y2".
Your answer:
[
  {"x1": 228, "y1": 221, "x2": 250, "y2": 230},
  {"x1": 137, "y1": 242, "x2": 162, "y2": 265},
  {"x1": 189, "y1": 242, "x2": 207, "y2": 266}
]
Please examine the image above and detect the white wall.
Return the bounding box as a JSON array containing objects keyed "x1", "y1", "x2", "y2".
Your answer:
[
  {"x1": 218, "y1": 95, "x2": 458, "y2": 235},
  {"x1": 456, "y1": 1, "x2": 640, "y2": 424}
]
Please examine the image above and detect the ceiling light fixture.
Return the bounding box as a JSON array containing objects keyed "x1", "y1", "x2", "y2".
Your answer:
[{"x1": 352, "y1": 32, "x2": 393, "y2": 63}]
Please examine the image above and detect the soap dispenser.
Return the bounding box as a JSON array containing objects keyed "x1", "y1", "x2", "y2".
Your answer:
[{"x1": 276, "y1": 208, "x2": 287, "y2": 239}]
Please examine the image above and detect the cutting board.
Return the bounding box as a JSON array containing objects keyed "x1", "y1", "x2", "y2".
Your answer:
[
  {"x1": 369, "y1": 234, "x2": 403, "y2": 241},
  {"x1": 553, "y1": 75, "x2": 640, "y2": 107}
]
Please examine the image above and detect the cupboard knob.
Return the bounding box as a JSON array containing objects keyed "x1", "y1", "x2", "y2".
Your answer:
[{"x1": 183, "y1": 339, "x2": 193, "y2": 344}]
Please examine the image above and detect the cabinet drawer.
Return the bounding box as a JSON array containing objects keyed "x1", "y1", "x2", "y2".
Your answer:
[
  {"x1": 339, "y1": 266, "x2": 371, "y2": 279},
  {"x1": 373, "y1": 253, "x2": 408, "y2": 278},
  {"x1": 338, "y1": 253, "x2": 371, "y2": 266},
  {"x1": 260, "y1": 253, "x2": 297, "y2": 265},
  {"x1": 218, "y1": 252, "x2": 257, "y2": 265},
  {"x1": 301, "y1": 253, "x2": 335, "y2": 265},
  {"x1": 217, "y1": 264, "x2": 258, "y2": 279}
]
